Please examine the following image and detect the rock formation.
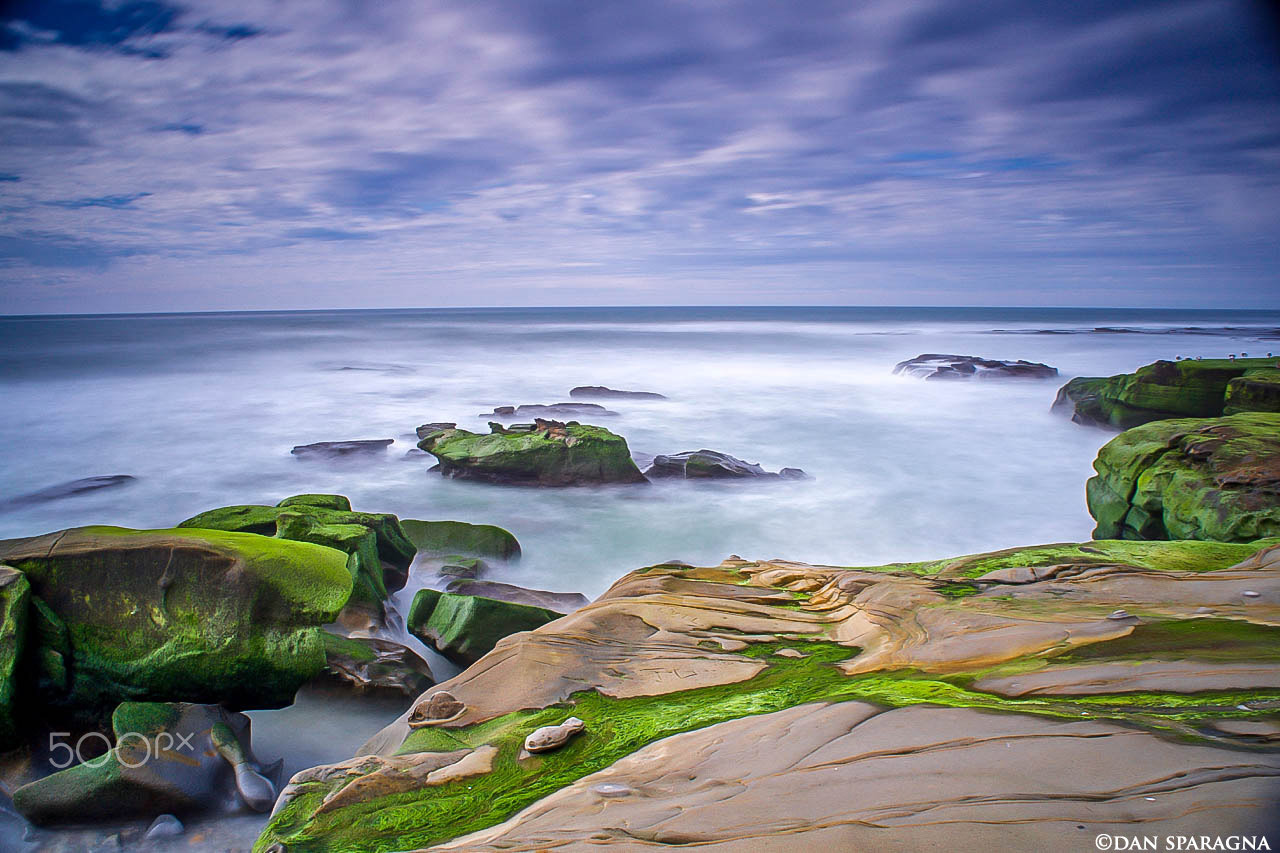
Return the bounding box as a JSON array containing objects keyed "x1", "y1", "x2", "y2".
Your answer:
[
  {"x1": 417, "y1": 421, "x2": 647, "y2": 486},
  {"x1": 894, "y1": 354, "x2": 1058, "y2": 380}
]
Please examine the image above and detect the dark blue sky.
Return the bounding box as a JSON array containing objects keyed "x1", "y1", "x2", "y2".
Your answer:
[{"x1": 2, "y1": 0, "x2": 1278, "y2": 312}]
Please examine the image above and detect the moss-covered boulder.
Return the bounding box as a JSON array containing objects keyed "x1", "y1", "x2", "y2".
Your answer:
[
  {"x1": 1224, "y1": 369, "x2": 1280, "y2": 415},
  {"x1": 1087, "y1": 412, "x2": 1280, "y2": 542},
  {"x1": 1053, "y1": 357, "x2": 1280, "y2": 429},
  {"x1": 407, "y1": 589, "x2": 561, "y2": 665},
  {"x1": 417, "y1": 420, "x2": 646, "y2": 486},
  {"x1": 0, "y1": 526, "x2": 352, "y2": 714},
  {"x1": 0, "y1": 565, "x2": 30, "y2": 749},
  {"x1": 177, "y1": 495, "x2": 416, "y2": 594},
  {"x1": 258, "y1": 541, "x2": 1280, "y2": 852},
  {"x1": 13, "y1": 701, "x2": 274, "y2": 824},
  {"x1": 400, "y1": 519, "x2": 521, "y2": 561}
]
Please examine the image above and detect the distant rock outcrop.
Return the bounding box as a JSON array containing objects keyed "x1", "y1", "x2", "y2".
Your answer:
[
  {"x1": 569, "y1": 386, "x2": 667, "y2": 399},
  {"x1": 894, "y1": 353, "x2": 1058, "y2": 380},
  {"x1": 291, "y1": 439, "x2": 394, "y2": 457},
  {"x1": 646, "y1": 449, "x2": 807, "y2": 480}
]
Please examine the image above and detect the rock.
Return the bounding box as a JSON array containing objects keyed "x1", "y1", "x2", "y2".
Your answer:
[
  {"x1": 523, "y1": 717, "x2": 584, "y2": 754},
  {"x1": 645, "y1": 449, "x2": 805, "y2": 480},
  {"x1": 0, "y1": 566, "x2": 30, "y2": 749},
  {"x1": 13, "y1": 702, "x2": 276, "y2": 824},
  {"x1": 178, "y1": 496, "x2": 416, "y2": 591},
  {"x1": 1087, "y1": 412, "x2": 1280, "y2": 542},
  {"x1": 569, "y1": 386, "x2": 667, "y2": 400},
  {"x1": 401, "y1": 519, "x2": 522, "y2": 562},
  {"x1": 894, "y1": 354, "x2": 1058, "y2": 381},
  {"x1": 416, "y1": 422, "x2": 458, "y2": 439},
  {"x1": 291, "y1": 439, "x2": 395, "y2": 457},
  {"x1": 438, "y1": 557, "x2": 486, "y2": 579},
  {"x1": 408, "y1": 589, "x2": 562, "y2": 665},
  {"x1": 258, "y1": 540, "x2": 1280, "y2": 853},
  {"x1": 444, "y1": 579, "x2": 589, "y2": 613},
  {"x1": 408, "y1": 690, "x2": 466, "y2": 728},
  {"x1": 417, "y1": 421, "x2": 647, "y2": 486},
  {"x1": 144, "y1": 814, "x2": 183, "y2": 839},
  {"x1": 0, "y1": 476, "x2": 136, "y2": 511},
  {"x1": 0, "y1": 527, "x2": 351, "y2": 714},
  {"x1": 484, "y1": 403, "x2": 617, "y2": 419},
  {"x1": 1053, "y1": 357, "x2": 1280, "y2": 429},
  {"x1": 321, "y1": 633, "x2": 434, "y2": 697}
]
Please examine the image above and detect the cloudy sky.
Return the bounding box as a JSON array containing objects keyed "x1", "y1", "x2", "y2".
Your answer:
[{"x1": 1, "y1": 0, "x2": 1278, "y2": 313}]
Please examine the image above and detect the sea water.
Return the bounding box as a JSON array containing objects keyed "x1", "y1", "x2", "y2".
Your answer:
[{"x1": 1, "y1": 305, "x2": 1278, "y2": 849}]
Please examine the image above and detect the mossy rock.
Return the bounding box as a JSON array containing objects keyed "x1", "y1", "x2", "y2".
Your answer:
[
  {"x1": 401, "y1": 519, "x2": 521, "y2": 561},
  {"x1": 1224, "y1": 369, "x2": 1280, "y2": 415},
  {"x1": 276, "y1": 513, "x2": 388, "y2": 605},
  {"x1": 0, "y1": 527, "x2": 352, "y2": 714},
  {"x1": 0, "y1": 566, "x2": 30, "y2": 749},
  {"x1": 407, "y1": 590, "x2": 561, "y2": 665},
  {"x1": 417, "y1": 422, "x2": 646, "y2": 486},
  {"x1": 321, "y1": 632, "x2": 434, "y2": 696},
  {"x1": 277, "y1": 494, "x2": 353, "y2": 512},
  {"x1": 1087, "y1": 412, "x2": 1280, "y2": 542},
  {"x1": 1053, "y1": 358, "x2": 1277, "y2": 429},
  {"x1": 177, "y1": 498, "x2": 416, "y2": 590}
]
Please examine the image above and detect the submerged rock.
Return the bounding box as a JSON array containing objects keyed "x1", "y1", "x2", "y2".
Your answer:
[
  {"x1": 569, "y1": 386, "x2": 667, "y2": 400},
  {"x1": 408, "y1": 589, "x2": 562, "y2": 665},
  {"x1": 894, "y1": 353, "x2": 1058, "y2": 380},
  {"x1": 1087, "y1": 411, "x2": 1280, "y2": 542},
  {"x1": 321, "y1": 633, "x2": 434, "y2": 697},
  {"x1": 1, "y1": 475, "x2": 136, "y2": 511},
  {"x1": 290, "y1": 439, "x2": 395, "y2": 457},
  {"x1": 401, "y1": 519, "x2": 521, "y2": 562},
  {"x1": 0, "y1": 526, "x2": 351, "y2": 714},
  {"x1": 444, "y1": 578, "x2": 589, "y2": 612},
  {"x1": 1053, "y1": 357, "x2": 1280, "y2": 429},
  {"x1": 646, "y1": 449, "x2": 807, "y2": 480},
  {"x1": 13, "y1": 702, "x2": 276, "y2": 824},
  {"x1": 484, "y1": 403, "x2": 618, "y2": 419},
  {"x1": 417, "y1": 420, "x2": 647, "y2": 486},
  {"x1": 523, "y1": 716, "x2": 585, "y2": 754}
]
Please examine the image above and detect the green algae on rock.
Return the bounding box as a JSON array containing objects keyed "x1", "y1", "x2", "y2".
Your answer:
[
  {"x1": 0, "y1": 526, "x2": 352, "y2": 714},
  {"x1": 1087, "y1": 412, "x2": 1280, "y2": 542},
  {"x1": 0, "y1": 565, "x2": 30, "y2": 749},
  {"x1": 417, "y1": 420, "x2": 646, "y2": 486},
  {"x1": 277, "y1": 493, "x2": 353, "y2": 512},
  {"x1": 1053, "y1": 357, "x2": 1280, "y2": 429},
  {"x1": 255, "y1": 542, "x2": 1280, "y2": 853},
  {"x1": 408, "y1": 590, "x2": 562, "y2": 665},
  {"x1": 13, "y1": 701, "x2": 274, "y2": 824},
  {"x1": 401, "y1": 519, "x2": 521, "y2": 561}
]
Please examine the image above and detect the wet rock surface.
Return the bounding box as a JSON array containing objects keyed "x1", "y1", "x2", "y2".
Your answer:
[
  {"x1": 894, "y1": 353, "x2": 1058, "y2": 380},
  {"x1": 484, "y1": 403, "x2": 617, "y2": 419},
  {"x1": 1, "y1": 476, "x2": 136, "y2": 511},
  {"x1": 569, "y1": 386, "x2": 667, "y2": 399},
  {"x1": 646, "y1": 449, "x2": 806, "y2": 480},
  {"x1": 291, "y1": 439, "x2": 395, "y2": 457}
]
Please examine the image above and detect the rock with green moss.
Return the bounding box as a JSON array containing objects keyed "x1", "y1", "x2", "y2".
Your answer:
[
  {"x1": 177, "y1": 496, "x2": 416, "y2": 593},
  {"x1": 1087, "y1": 412, "x2": 1280, "y2": 542},
  {"x1": 13, "y1": 701, "x2": 275, "y2": 824},
  {"x1": 408, "y1": 589, "x2": 562, "y2": 665},
  {"x1": 321, "y1": 632, "x2": 434, "y2": 697},
  {"x1": 400, "y1": 519, "x2": 521, "y2": 561},
  {"x1": 0, "y1": 566, "x2": 30, "y2": 749},
  {"x1": 1053, "y1": 357, "x2": 1280, "y2": 429},
  {"x1": 0, "y1": 526, "x2": 352, "y2": 714},
  {"x1": 417, "y1": 420, "x2": 646, "y2": 486}
]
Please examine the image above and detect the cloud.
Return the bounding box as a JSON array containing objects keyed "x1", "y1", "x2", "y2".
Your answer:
[{"x1": 0, "y1": 0, "x2": 1277, "y2": 311}]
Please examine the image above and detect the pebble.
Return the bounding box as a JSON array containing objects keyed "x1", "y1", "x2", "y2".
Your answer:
[
  {"x1": 592, "y1": 782, "x2": 633, "y2": 798},
  {"x1": 1107, "y1": 609, "x2": 1131, "y2": 620},
  {"x1": 525, "y1": 716, "x2": 586, "y2": 754},
  {"x1": 144, "y1": 814, "x2": 184, "y2": 840},
  {"x1": 1242, "y1": 591, "x2": 1260, "y2": 598}
]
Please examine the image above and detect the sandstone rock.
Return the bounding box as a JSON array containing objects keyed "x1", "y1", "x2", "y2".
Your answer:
[
  {"x1": 408, "y1": 690, "x2": 466, "y2": 728},
  {"x1": 523, "y1": 717, "x2": 585, "y2": 754}
]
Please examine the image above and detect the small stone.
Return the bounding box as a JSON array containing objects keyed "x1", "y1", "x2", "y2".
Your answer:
[
  {"x1": 144, "y1": 814, "x2": 184, "y2": 840},
  {"x1": 775, "y1": 648, "x2": 806, "y2": 659},
  {"x1": 591, "y1": 782, "x2": 632, "y2": 798},
  {"x1": 408, "y1": 690, "x2": 467, "y2": 728},
  {"x1": 1107, "y1": 609, "x2": 1131, "y2": 620},
  {"x1": 524, "y1": 716, "x2": 586, "y2": 754},
  {"x1": 1242, "y1": 591, "x2": 1261, "y2": 598},
  {"x1": 1195, "y1": 606, "x2": 1213, "y2": 614}
]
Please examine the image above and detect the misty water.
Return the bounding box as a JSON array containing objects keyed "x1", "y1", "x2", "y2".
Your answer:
[{"x1": 2, "y1": 306, "x2": 1279, "y2": 850}]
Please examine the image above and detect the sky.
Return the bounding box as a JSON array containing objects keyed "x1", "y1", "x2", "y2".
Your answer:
[{"x1": 1, "y1": 0, "x2": 1279, "y2": 313}]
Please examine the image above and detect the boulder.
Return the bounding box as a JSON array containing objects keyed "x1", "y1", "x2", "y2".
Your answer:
[
  {"x1": 290, "y1": 439, "x2": 394, "y2": 457},
  {"x1": 13, "y1": 701, "x2": 276, "y2": 824},
  {"x1": 1087, "y1": 412, "x2": 1280, "y2": 542},
  {"x1": 321, "y1": 633, "x2": 434, "y2": 697},
  {"x1": 569, "y1": 386, "x2": 667, "y2": 400},
  {"x1": 483, "y1": 403, "x2": 617, "y2": 419},
  {"x1": 1, "y1": 475, "x2": 136, "y2": 511},
  {"x1": 277, "y1": 494, "x2": 352, "y2": 512},
  {"x1": 408, "y1": 590, "x2": 562, "y2": 665},
  {"x1": 894, "y1": 354, "x2": 1058, "y2": 380},
  {"x1": 0, "y1": 526, "x2": 352, "y2": 713},
  {"x1": 416, "y1": 422, "x2": 458, "y2": 440},
  {"x1": 417, "y1": 421, "x2": 647, "y2": 486},
  {"x1": 401, "y1": 519, "x2": 521, "y2": 562},
  {"x1": 0, "y1": 566, "x2": 30, "y2": 749},
  {"x1": 646, "y1": 449, "x2": 806, "y2": 480},
  {"x1": 444, "y1": 579, "x2": 589, "y2": 612},
  {"x1": 1053, "y1": 357, "x2": 1280, "y2": 429}
]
